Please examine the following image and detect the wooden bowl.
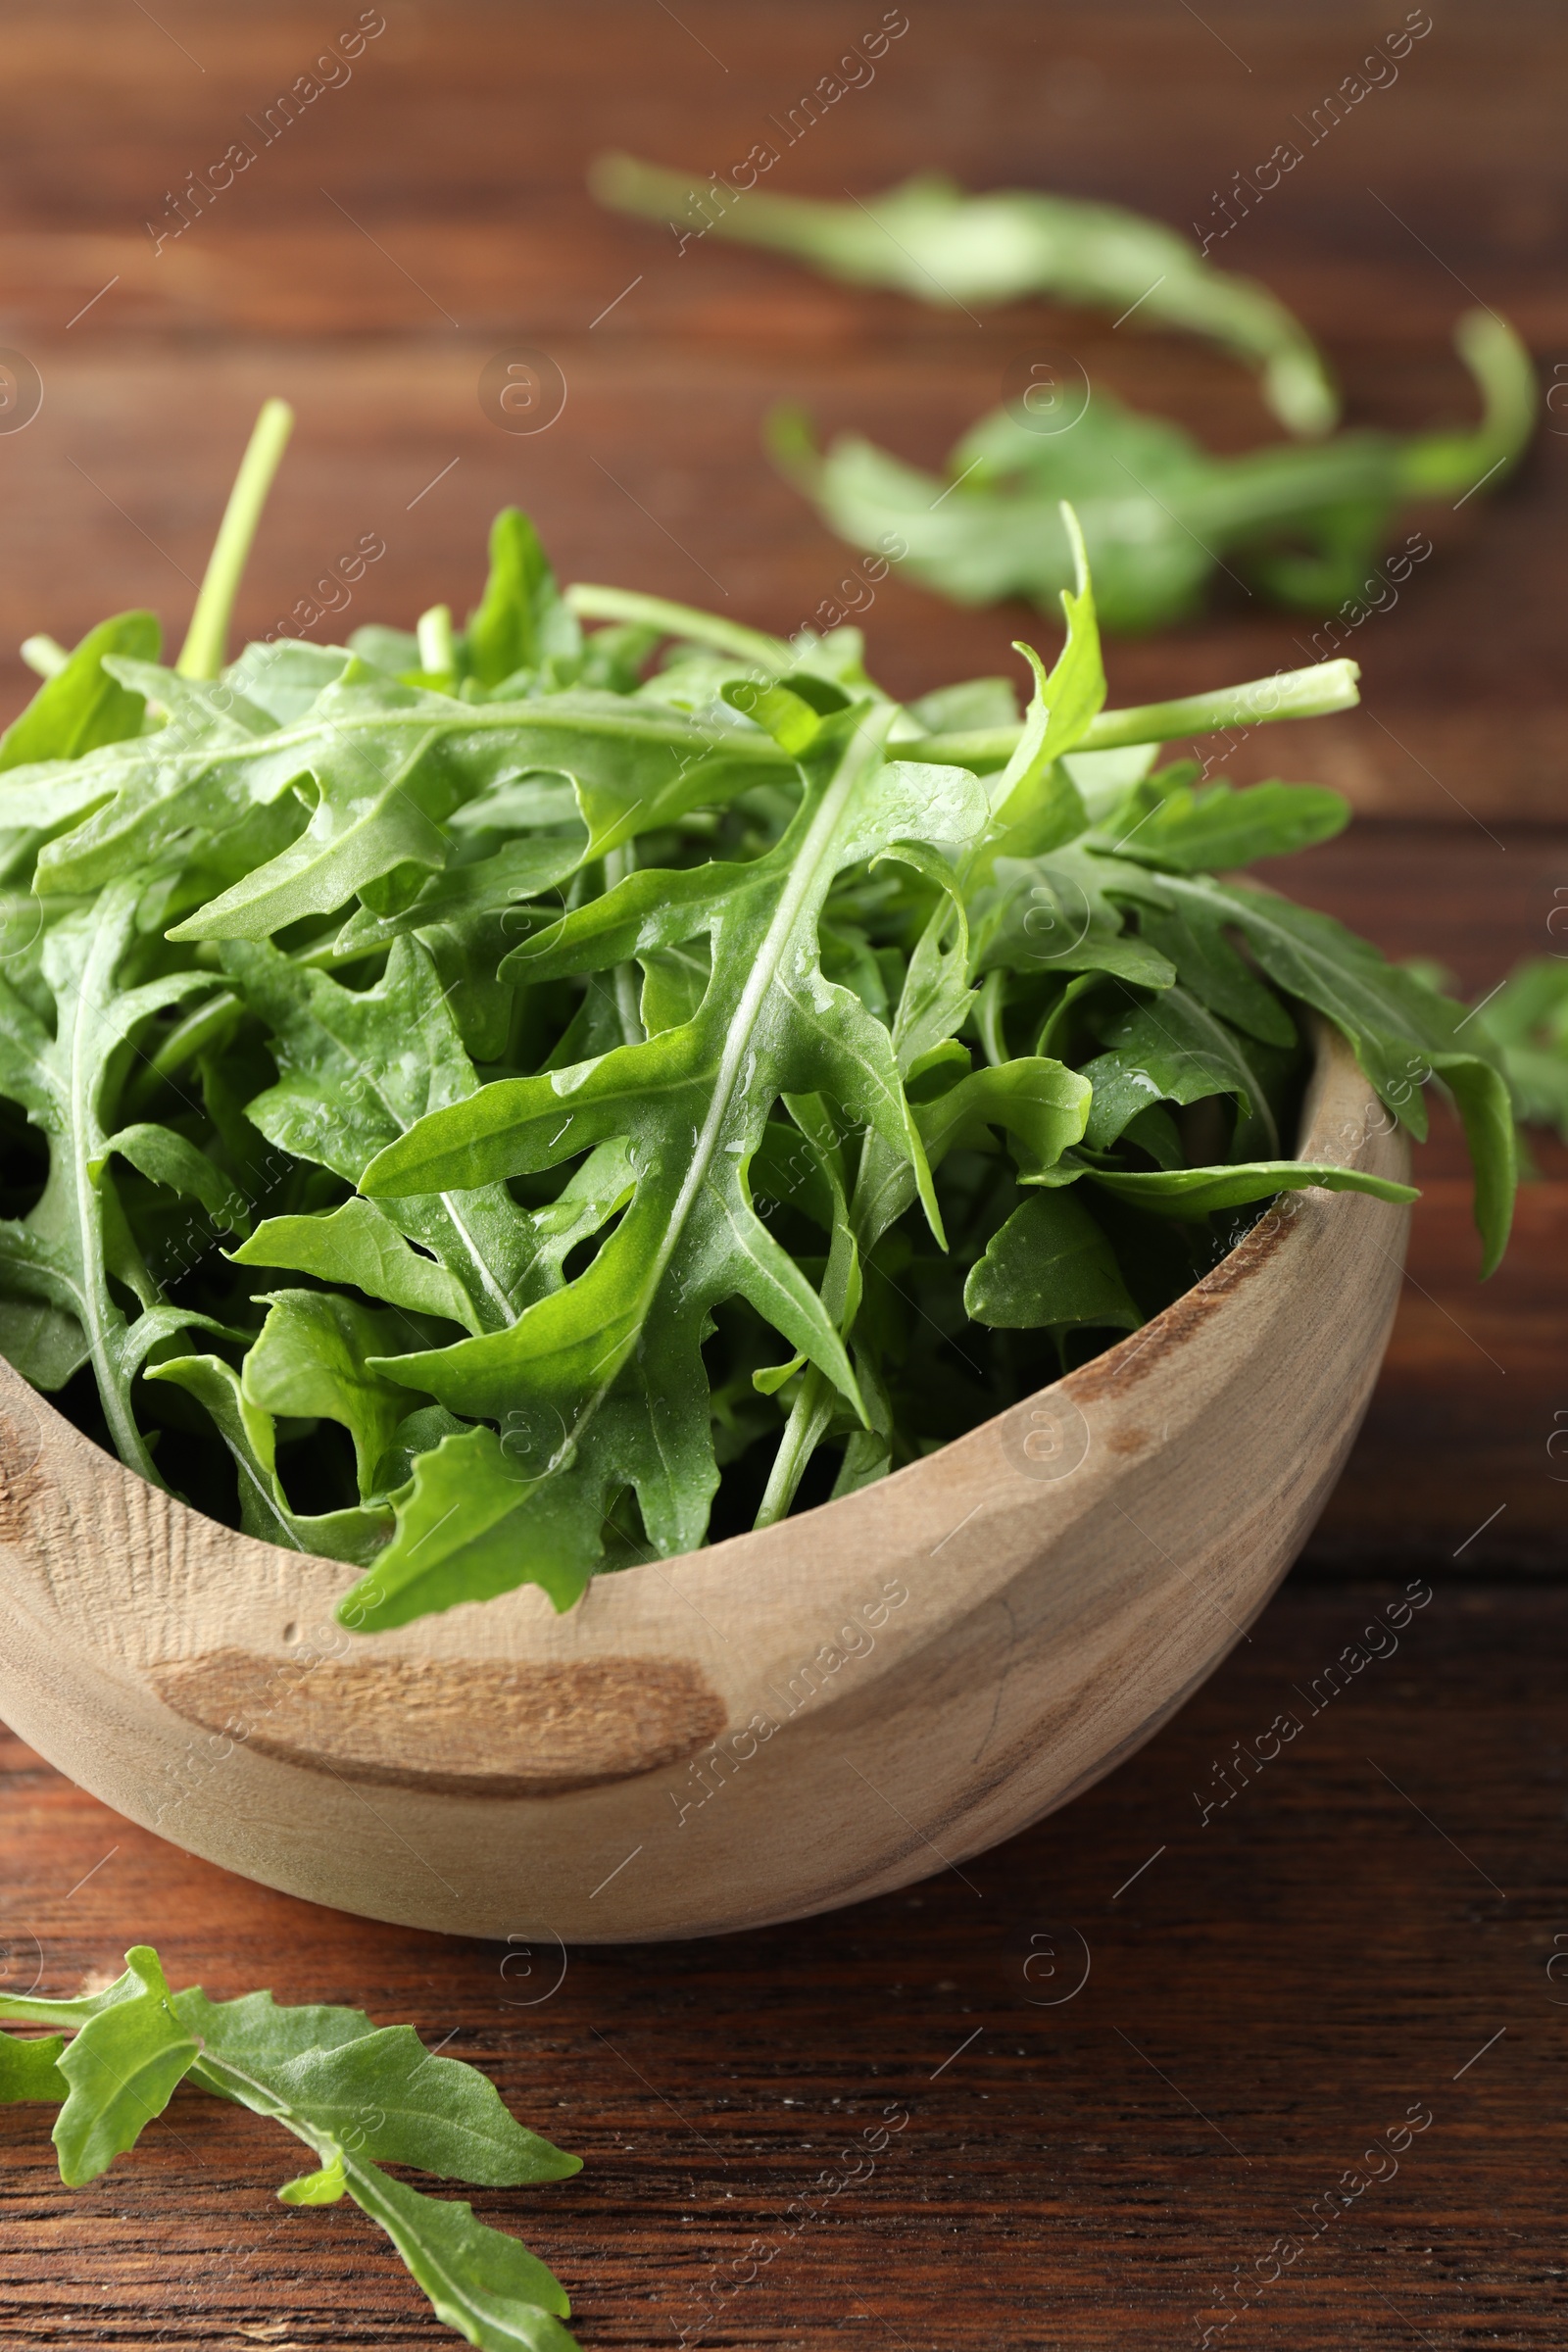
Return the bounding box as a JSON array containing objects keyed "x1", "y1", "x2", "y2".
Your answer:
[{"x1": 0, "y1": 1023, "x2": 1408, "y2": 1944}]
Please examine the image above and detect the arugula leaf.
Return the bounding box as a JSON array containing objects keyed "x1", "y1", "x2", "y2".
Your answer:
[
  {"x1": 1105, "y1": 868, "x2": 1515, "y2": 1269},
  {"x1": 348, "y1": 708, "x2": 984, "y2": 1624},
  {"x1": 769, "y1": 310, "x2": 1533, "y2": 632},
  {"x1": 224, "y1": 935, "x2": 541, "y2": 1334},
  {"x1": 0, "y1": 611, "x2": 160, "y2": 769},
  {"x1": 146, "y1": 1350, "x2": 305, "y2": 1546},
  {"x1": 462, "y1": 507, "x2": 581, "y2": 687},
  {"x1": 1118, "y1": 890, "x2": 1297, "y2": 1049},
  {"x1": 185, "y1": 1986, "x2": 580, "y2": 2352},
  {"x1": 329, "y1": 833, "x2": 588, "y2": 961},
  {"x1": 0, "y1": 879, "x2": 220, "y2": 1477},
  {"x1": 594, "y1": 155, "x2": 1338, "y2": 435},
  {"x1": 0, "y1": 2033, "x2": 68, "y2": 2102},
  {"x1": 342, "y1": 2169, "x2": 578, "y2": 2352},
  {"x1": 175, "y1": 1988, "x2": 577, "y2": 2184},
  {"x1": 278, "y1": 2148, "x2": 349, "y2": 2203},
  {"x1": 231, "y1": 1197, "x2": 482, "y2": 1330},
  {"x1": 1472, "y1": 958, "x2": 1568, "y2": 1141},
  {"x1": 965, "y1": 1188, "x2": 1145, "y2": 1332},
  {"x1": 17, "y1": 666, "x2": 780, "y2": 932},
  {"x1": 1079, "y1": 984, "x2": 1290, "y2": 1158},
  {"x1": 243, "y1": 1289, "x2": 428, "y2": 1495},
  {"x1": 146, "y1": 1351, "x2": 394, "y2": 1562},
  {"x1": 94, "y1": 1119, "x2": 252, "y2": 1237},
  {"x1": 0, "y1": 1952, "x2": 582, "y2": 2352},
  {"x1": 1079, "y1": 1159, "x2": 1417, "y2": 1217},
  {"x1": 1089, "y1": 765, "x2": 1349, "y2": 871},
  {"x1": 54, "y1": 1946, "x2": 199, "y2": 2185}
]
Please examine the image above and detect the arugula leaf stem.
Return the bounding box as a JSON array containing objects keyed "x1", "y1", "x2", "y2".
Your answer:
[
  {"x1": 21, "y1": 633, "x2": 70, "y2": 679},
  {"x1": 565, "y1": 582, "x2": 792, "y2": 670},
  {"x1": 0, "y1": 1991, "x2": 103, "y2": 2029},
  {"x1": 70, "y1": 896, "x2": 162, "y2": 1483},
  {"x1": 607, "y1": 711, "x2": 895, "y2": 1433},
  {"x1": 906, "y1": 659, "x2": 1361, "y2": 768},
  {"x1": 603, "y1": 845, "x2": 646, "y2": 1046},
  {"x1": 176, "y1": 400, "x2": 295, "y2": 682},
  {"x1": 122, "y1": 990, "x2": 240, "y2": 1112},
  {"x1": 754, "y1": 1361, "x2": 833, "y2": 1528},
  {"x1": 416, "y1": 603, "x2": 456, "y2": 678}
]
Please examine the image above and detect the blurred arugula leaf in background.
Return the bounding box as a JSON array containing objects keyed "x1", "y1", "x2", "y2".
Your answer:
[
  {"x1": 593, "y1": 154, "x2": 1339, "y2": 436},
  {"x1": 594, "y1": 157, "x2": 1535, "y2": 633}
]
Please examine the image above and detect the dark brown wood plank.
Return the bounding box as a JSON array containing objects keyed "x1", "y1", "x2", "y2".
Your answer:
[{"x1": 2, "y1": 1576, "x2": 1563, "y2": 2348}]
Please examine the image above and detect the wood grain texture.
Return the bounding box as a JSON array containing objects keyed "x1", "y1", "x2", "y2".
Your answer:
[
  {"x1": 1, "y1": 1573, "x2": 1561, "y2": 2349},
  {"x1": 0, "y1": 1028, "x2": 1411, "y2": 1943}
]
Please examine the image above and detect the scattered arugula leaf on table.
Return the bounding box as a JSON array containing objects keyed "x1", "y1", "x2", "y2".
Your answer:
[
  {"x1": 768, "y1": 308, "x2": 1534, "y2": 632},
  {"x1": 0, "y1": 1946, "x2": 582, "y2": 2352},
  {"x1": 592, "y1": 153, "x2": 1340, "y2": 436},
  {"x1": 592, "y1": 157, "x2": 1535, "y2": 632},
  {"x1": 0, "y1": 404, "x2": 1515, "y2": 1633},
  {"x1": 1470, "y1": 958, "x2": 1568, "y2": 1143}
]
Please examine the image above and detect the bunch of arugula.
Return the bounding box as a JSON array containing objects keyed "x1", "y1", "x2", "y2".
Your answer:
[
  {"x1": 0, "y1": 1944, "x2": 583, "y2": 2351},
  {"x1": 595, "y1": 157, "x2": 1535, "y2": 632},
  {"x1": 0, "y1": 407, "x2": 1514, "y2": 1634}
]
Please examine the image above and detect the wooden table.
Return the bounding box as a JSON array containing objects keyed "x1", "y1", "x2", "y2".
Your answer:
[{"x1": 0, "y1": 4, "x2": 1562, "y2": 2343}]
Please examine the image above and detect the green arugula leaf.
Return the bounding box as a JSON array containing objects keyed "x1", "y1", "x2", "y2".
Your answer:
[
  {"x1": 225, "y1": 935, "x2": 542, "y2": 1335},
  {"x1": 231, "y1": 1197, "x2": 482, "y2": 1331},
  {"x1": 53, "y1": 1946, "x2": 199, "y2": 2185},
  {"x1": 343, "y1": 2168, "x2": 579, "y2": 2352},
  {"x1": 94, "y1": 1119, "x2": 252, "y2": 1237},
  {"x1": 226, "y1": 638, "x2": 351, "y2": 724},
  {"x1": 1472, "y1": 958, "x2": 1568, "y2": 1141},
  {"x1": 343, "y1": 1421, "x2": 614, "y2": 1623},
  {"x1": 147, "y1": 1350, "x2": 305, "y2": 1545},
  {"x1": 1108, "y1": 869, "x2": 1515, "y2": 1270},
  {"x1": 0, "y1": 612, "x2": 160, "y2": 769},
  {"x1": 242, "y1": 1290, "x2": 429, "y2": 1495},
  {"x1": 965, "y1": 1188, "x2": 1145, "y2": 1332},
  {"x1": 1, "y1": 1951, "x2": 583, "y2": 2352},
  {"x1": 0, "y1": 879, "x2": 220, "y2": 1478},
  {"x1": 0, "y1": 2032, "x2": 68, "y2": 2103},
  {"x1": 329, "y1": 833, "x2": 589, "y2": 960},
  {"x1": 146, "y1": 1351, "x2": 394, "y2": 1561},
  {"x1": 463, "y1": 507, "x2": 581, "y2": 687},
  {"x1": 22, "y1": 667, "x2": 782, "y2": 930},
  {"x1": 594, "y1": 155, "x2": 1338, "y2": 434},
  {"x1": 175, "y1": 1988, "x2": 578, "y2": 2184},
  {"x1": 278, "y1": 2147, "x2": 349, "y2": 2203},
  {"x1": 1119, "y1": 891, "x2": 1297, "y2": 1048},
  {"x1": 1090, "y1": 765, "x2": 1349, "y2": 871},
  {"x1": 1079, "y1": 1158, "x2": 1417, "y2": 1216},
  {"x1": 347, "y1": 710, "x2": 983, "y2": 1623},
  {"x1": 181, "y1": 1983, "x2": 579, "y2": 2351},
  {"x1": 770, "y1": 311, "x2": 1533, "y2": 632},
  {"x1": 1080, "y1": 982, "x2": 1290, "y2": 1157}
]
